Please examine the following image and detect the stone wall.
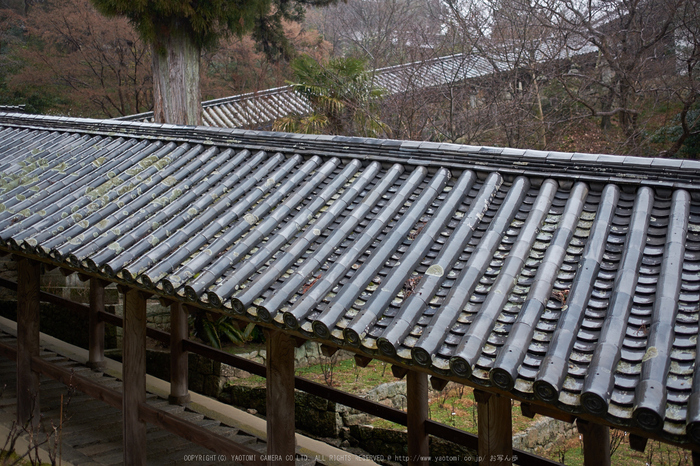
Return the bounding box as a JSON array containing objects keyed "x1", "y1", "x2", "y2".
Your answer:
[
  {"x1": 220, "y1": 342, "x2": 353, "y2": 380},
  {"x1": 512, "y1": 416, "x2": 578, "y2": 455},
  {"x1": 348, "y1": 425, "x2": 479, "y2": 466},
  {"x1": 135, "y1": 341, "x2": 355, "y2": 399},
  {"x1": 218, "y1": 382, "x2": 411, "y2": 439},
  {"x1": 0, "y1": 256, "x2": 121, "y2": 305},
  {"x1": 0, "y1": 299, "x2": 118, "y2": 350},
  {"x1": 336, "y1": 382, "x2": 407, "y2": 427},
  {"x1": 1, "y1": 254, "x2": 174, "y2": 331},
  {"x1": 113, "y1": 349, "x2": 227, "y2": 398},
  {"x1": 219, "y1": 381, "x2": 479, "y2": 466},
  {"x1": 219, "y1": 386, "x2": 345, "y2": 438},
  {"x1": 220, "y1": 380, "x2": 579, "y2": 465}
]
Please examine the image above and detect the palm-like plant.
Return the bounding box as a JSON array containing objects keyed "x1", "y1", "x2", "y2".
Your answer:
[
  {"x1": 275, "y1": 55, "x2": 389, "y2": 137},
  {"x1": 190, "y1": 311, "x2": 256, "y2": 349}
]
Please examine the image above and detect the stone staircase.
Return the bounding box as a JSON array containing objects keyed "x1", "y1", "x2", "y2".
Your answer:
[{"x1": 0, "y1": 331, "x2": 319, "y2": 465}]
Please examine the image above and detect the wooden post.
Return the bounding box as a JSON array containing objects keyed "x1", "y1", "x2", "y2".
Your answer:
[
  {"x1": 407, "y1": 370, "x2": 429, "y2": 466},
  {"x1": 122, "y1": 287, "x2": 148, "y2": 466},
  {"x1": 475, "y1": 390, "x2": 512, "y2": 466},
  {"x1": 577, "y1": 419, "x2": 611, "y2": 466},
  {"x1": 87, "y1": 278, "x2": 106, "y2": 370},
  {"x1": 169, "y1": 302, "x2": 190, "y2": 404},
  {"x1": 266, "y1": 330, "x2": 295, "y2": 465},
  {"x1": 16, "y1": 257, "x2": 41, "y2": 428}
]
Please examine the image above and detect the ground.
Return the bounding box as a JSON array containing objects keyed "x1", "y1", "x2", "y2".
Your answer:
[{"x1": 223, "y1": 349, "x2": 696, "y2": 466}]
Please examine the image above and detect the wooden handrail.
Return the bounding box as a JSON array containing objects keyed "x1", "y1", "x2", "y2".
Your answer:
[
  {"x1": 0, "y1": 277, "x2": 563, "y2": 466},
  {"x1": 31, "y1": 355, "x2": 122, "y2": 409}
]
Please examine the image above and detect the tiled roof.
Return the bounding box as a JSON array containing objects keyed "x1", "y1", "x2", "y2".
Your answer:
[
  {"x1": 2, "y1": 113, "x2": 700, "y2": 446},
  {"x1": 118, "y1": 54, "x2": 495, "y2": 129}
]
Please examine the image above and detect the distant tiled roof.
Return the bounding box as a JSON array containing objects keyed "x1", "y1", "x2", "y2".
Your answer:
[
  {"x1": 118, "y1": 54, "x2": 495, "y2": 129},
  {"x1": 0, "y1": 105, "x2": 25, "y2": 113},
  {"x1": 2, "y1": 113, "x2": 700, "y2": 446}
]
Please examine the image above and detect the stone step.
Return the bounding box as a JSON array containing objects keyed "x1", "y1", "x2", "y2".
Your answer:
[
  {"x1": 194, "y1": 417, "x2": 221, "y2": 429},
  {"x1": 153, "y1": 444, "x2": 219, "y2": 465},
  {"x1": 54, "y1": 398, "x2": 107, "y2": 416},
  {"x1": 80, "y1": 378, "x2": 123, "y2": 392},
  {"x1": 61, "y1": 416, "x2": 124, "y2": 443},
  {"x1": 146, "y1": 433, "x2": 198, "y2": 457},
  {"x1": 0, "y1": 328, "x2": 340, "y2": 466},
  {"x1": 0, "y1": 359, "x2": 16, "y2": 368},
  {"x1": 89, "y1": 449, "x2": 126, "y2": 466},
  {"x1": 146, "y1": 399, "x2": 186, "y2": 413}
]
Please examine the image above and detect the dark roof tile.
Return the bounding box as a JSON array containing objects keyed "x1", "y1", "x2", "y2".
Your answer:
[{"x1": 1, "y1": 113, "x2": 700, "y2": 445}]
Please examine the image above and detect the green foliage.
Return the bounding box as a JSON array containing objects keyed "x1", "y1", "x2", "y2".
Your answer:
[
  {"x1": 275, "y1": 55, "x2": 389, "y2": 136},
  {"x1": 190, "y1": 311, "x2": 256, "y2": 349},
  {"x1": 89, "y1": 0, "x2": 336, "y2": 60},
  {"x1": 90, "y1": 0, "x2": 254, "y2": 50}
]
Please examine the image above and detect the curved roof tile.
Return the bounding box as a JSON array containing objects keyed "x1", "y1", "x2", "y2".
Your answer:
[
  {"x1": 118, "y1": 54, "x2": 494, "y2": 129},
  {"x1": 1, "y1": 112, "x2": 700, "y2": 445}
]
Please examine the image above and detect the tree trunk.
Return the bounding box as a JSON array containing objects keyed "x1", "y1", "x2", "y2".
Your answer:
[
  {"x1": 152, "y1": 29, "x2": 202, "y2": 126},
  {"x1": 531, "y1": 71, "x2": 547, "y2": 149}
]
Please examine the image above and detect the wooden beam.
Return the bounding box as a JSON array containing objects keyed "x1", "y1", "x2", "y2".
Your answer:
[
  {"x1": 475, "y1": 390, "x2": 513, "y2": 466},
  {"x1": 16, "y1": 257, "x2": 41, "y2": 428},
  {"x1": 577, "y1": 419, "x2": 611, "y2": 466},
  {"x1": 266, "y1": 330, "x2": 295, "y2": 465},
  {"x1": 320, "y1": 344, "x2": 337, "y2": 357},
  {"x1": 31, "y1": 355, "x2": 122, "y2": 409},
  {"x1": 629, "y1": 433, "x2": 648, "y2": 452},
  {"x1": 354, "y1": 354, "x2": 373, "y2": 368},
  {"x1": 122, "y1": 287, "x2": 148, "y2": 466},
  {"x1": 407, "y1": 371, "x2": 429, "y2": 466},
  {"x1": 0, "y1": 277, "x2": 91, "y2": 317},
  {"x1": 391, "y1": 364, "x2": 409, "y2": 379},
  {"x1": 430, "y1": 376, "x2": 450, "y2": 392},
  {"x1": 293, "y1": 337, "x2": 307, "y2": 348},
  {"x1": 520, "y1": 402, "x2": 575, "y2": 423},
  {"x1": 169, "y1": 302, "x2": 190, "y2": 405},
  {"x1": 87, "y1": 278, "x2": 106, "y2": 370}
]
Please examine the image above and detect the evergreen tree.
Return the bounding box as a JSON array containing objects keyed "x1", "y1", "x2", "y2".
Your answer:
[{"x1": 90, "y1": 0, "x2": 336, "y2": 125}]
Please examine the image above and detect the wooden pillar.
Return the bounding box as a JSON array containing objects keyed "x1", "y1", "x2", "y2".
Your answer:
[
  {"x1": 122, "y1": 287, "x2": 148, "y2": 466},
  {"x1": 407, "y1": 370, "x2": 429, "y2": 466},
  {"x1": 475, "y1": 390, "x2": 512, "y2": 466},
  {"x1": 577, "y1": 419, "x2": 611, "y2": 466},
  {"x1": 168, "y1": 302, "x2": 190, "y2": 405},
  {"x1": 16, "y1": 257, "x2": 41, "y2": 428},
  {"x1": 87, "y1": 278, "x2": 106, "y2": 370},
  {"x1": 266, "y1": 330, "x2": 295, "y2": 466}
]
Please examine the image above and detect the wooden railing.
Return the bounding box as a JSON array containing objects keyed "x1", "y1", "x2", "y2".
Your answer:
[{"x1": 0, "y1": 277, "x2": 563, "y2": 466}]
